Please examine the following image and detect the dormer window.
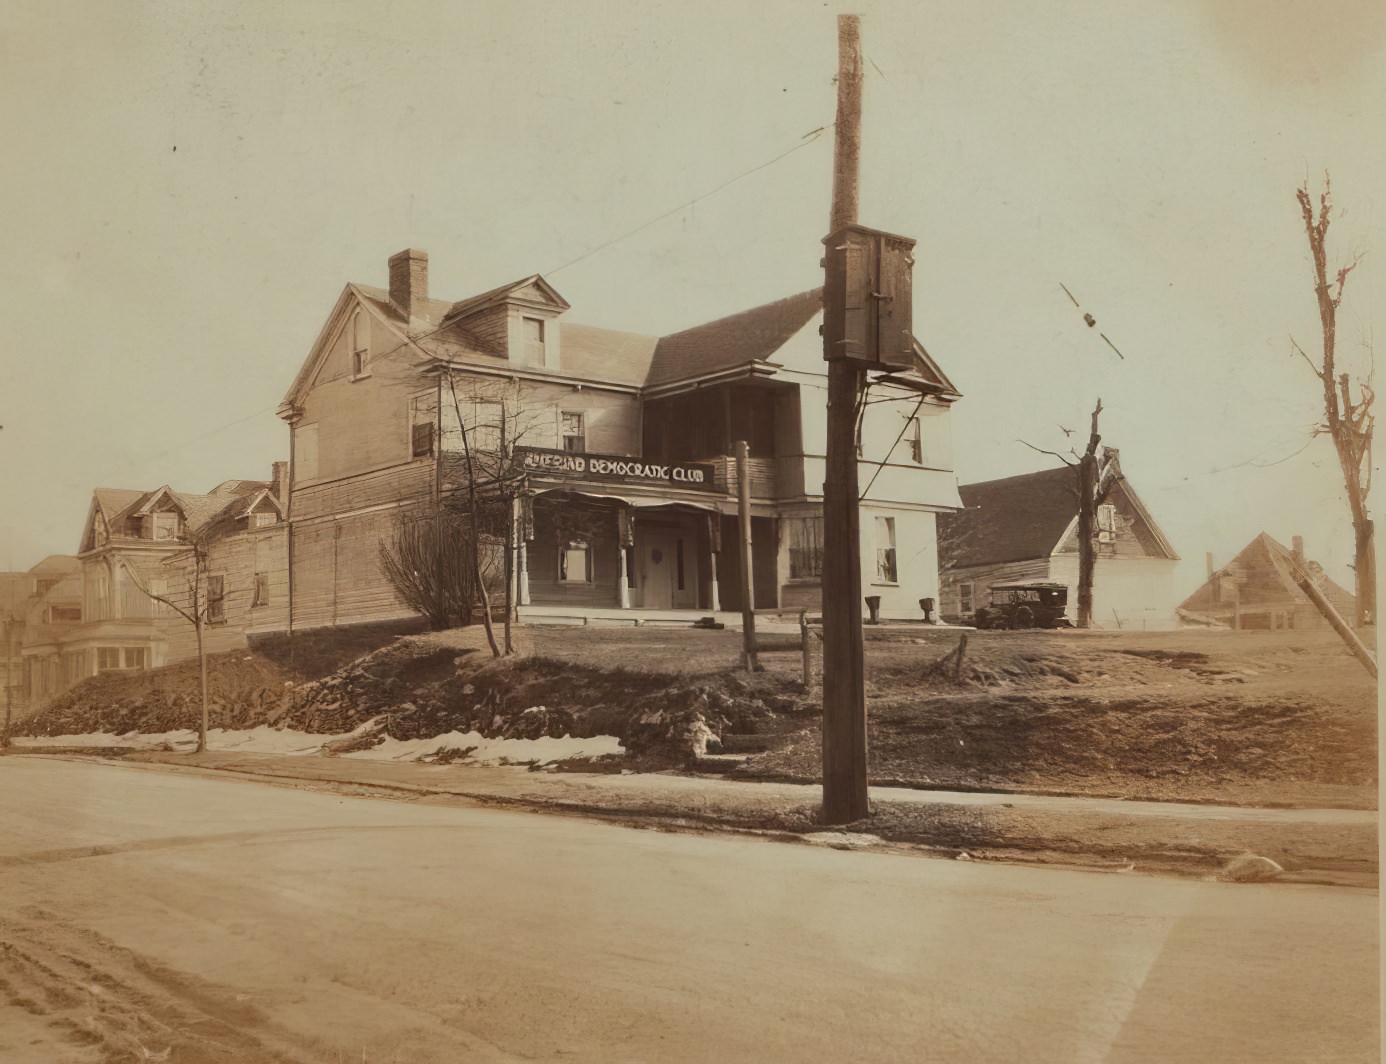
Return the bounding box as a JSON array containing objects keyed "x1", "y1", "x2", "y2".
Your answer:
[
  {"x1": 250, "y1": 512, "x2": 277, "y2": 529},
  {"x1": 522, "y1": 317, "x2": 546, "y2": 364}
]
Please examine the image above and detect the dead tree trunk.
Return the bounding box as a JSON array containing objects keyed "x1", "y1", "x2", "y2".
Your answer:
[
  {"x1": 1076, "y1": 399, "x2": 1103, "y2": 629},
  {"x1": 1296, "y1": 178, "x2": 1374, "y2": 626}
]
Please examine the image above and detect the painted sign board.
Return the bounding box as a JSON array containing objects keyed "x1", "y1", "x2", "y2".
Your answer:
[{"x1": 517, "y1": 447, "x2": 719, "y2": 492}]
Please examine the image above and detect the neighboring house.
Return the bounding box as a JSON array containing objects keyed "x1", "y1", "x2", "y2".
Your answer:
[
  {"x1": 1, "y1": 555, "x2": 81, "y2": 718},
  {"x1": 277, "y1": 248, "x2": 964, "y2": 629},
  {"x1": 937, "y1": 465, "x2": 1180, "y2": 629},
  {"x1": 1178, "y1": 533, "x2": 1355, "y2": 630},
  {"x1": 19, "y1": 469, "x2": 288, "y2": 707}
]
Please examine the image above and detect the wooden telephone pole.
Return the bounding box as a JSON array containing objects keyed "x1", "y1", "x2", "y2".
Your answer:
[
  {"x1": 819, "y1": 15, "x2": 916, "y2": 825},
  {"x1": 820, "y1": 15, "x2": 869, "y2": 824}
]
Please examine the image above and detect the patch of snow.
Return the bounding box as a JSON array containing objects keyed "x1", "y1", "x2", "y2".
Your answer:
[
  {"x1": 15, "y1": 725, "x2": 625, "y2": 767},
  {"x1": 339, "y1": 730, "x2": 624, "y2": 766}
]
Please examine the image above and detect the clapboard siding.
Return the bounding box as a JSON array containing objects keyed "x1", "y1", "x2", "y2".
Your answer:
[
  {"x1": 292, "y1": 462, "x2": 435, "y2": 522},
  {"x1": 163, "y1": 525, "x2": 289, "y2": 660},
  {"x1": 527, "y1": 522, "x2": 622, "y2": 608},
  {"x1": 289, "y1": 508, "x2": 417, "y2": 632}
]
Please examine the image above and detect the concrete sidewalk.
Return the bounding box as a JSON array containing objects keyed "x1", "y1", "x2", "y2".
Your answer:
[{"x1": 14, "y1": 749, "x2": 1378, "y2": 885}]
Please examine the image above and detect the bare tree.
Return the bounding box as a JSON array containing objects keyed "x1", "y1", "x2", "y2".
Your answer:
[
  {"x1": 377, "y1": 508, "x2": 490, "y2": 630},
  {"x1": 1020, "y1": 399, "x2": 1121, "y2": 628},
  {"x1": 1293, "y1": 175, "x2": 1374, "y2": 626},
  {"x1": 122, "y1": 536, "x2": 215, "y2": 753}
]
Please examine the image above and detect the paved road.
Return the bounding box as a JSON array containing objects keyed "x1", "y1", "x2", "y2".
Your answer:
[{"x1": 0, "y1": 758, "x2": 1377, "y2": 1063}]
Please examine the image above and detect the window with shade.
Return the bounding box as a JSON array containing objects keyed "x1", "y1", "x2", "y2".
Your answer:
[
  {"x1": 559, "y1": 539, "x2": 593, "y2": 583},
  {"x1": 561, "y1": 411, "x2": 586, "y2": 452},
  {"x1": 351, "y1": 309, "x2": 369, "y2": 378},
  {"x1": 874, "y1": 516, "x2": 898, "y2": 584},
  {"x1": 1097, "y1": 503, "x2": 1117, "y2": 544},
  {"x1": 906, "y1": 416, "x2": 923, "y2": 464},
  {"x1": 522, "y1": 317, "x2": 546, "y2": 363}
]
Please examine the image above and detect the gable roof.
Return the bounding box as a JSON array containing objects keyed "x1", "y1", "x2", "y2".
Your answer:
[
  {"x1": 442, "y1": 274, "x2": 571, "y2": 322},
  {"x1": 646, "y1": 289, "x2": 824, "y2": 389},
  {"x1": 281, "y1": 266, "x2": 962, "y2": 411},
  {"x1": 940, "y1": 466, "x2": 1081, "y2": 567},
  {"x1": 939, "y1": 465, "x2": 1177, "y2": 569},
  {"x1": 1179, "y1": 533, "x2": 1355, "y2": 614},
  {"x1": 81, "y1": 480, "x2": 273, "y2": 553}
]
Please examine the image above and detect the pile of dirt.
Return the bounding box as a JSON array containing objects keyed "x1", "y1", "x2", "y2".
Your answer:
[
  {"x1": 18, "y1": 652, "x2": 295, "y2": 736},
  {"x1": 17, "y1": 629, "x2": 815, "y2": 765},
  {"x1": 279, "y1": 635, "x2": 811, "y2": 762}
]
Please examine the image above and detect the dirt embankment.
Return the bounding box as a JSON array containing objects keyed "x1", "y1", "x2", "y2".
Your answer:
[
  {"x1": 17, "y1": 626, "x2": 813, "y2": 765},
  {"x1": 742, "y1": 629, "x2": 1379, "y2": 809},
  {"x1": 15, "y1": 624, "x2": 1377, "y2": 809}
]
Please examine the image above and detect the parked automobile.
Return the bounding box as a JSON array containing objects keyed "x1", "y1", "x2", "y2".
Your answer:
[{"x1": 972, "y1": 581, "x2": 1072, "y2": 629}]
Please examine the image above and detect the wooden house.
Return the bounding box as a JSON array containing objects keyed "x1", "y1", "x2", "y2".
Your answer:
[
  {"x1": 1178, "y1": 533, "x2": 1356, "y2": 630},
  {"x1": 276, "y1": 249, "x2": 964, "y2": 629},
  {"x1": 1, "y1": 555, "x2": 81, "y2": 717},
  {"x1": 19, "y1": 470, "x2": 288, "y2": 707},
  {"x1": 937, "y1": 465, "x2": 1180, "y2": 629}
]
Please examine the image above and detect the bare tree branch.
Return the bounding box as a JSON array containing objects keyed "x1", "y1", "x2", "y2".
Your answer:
[{"x1": 1016, "y1": 439, "x2": 1075, "y2": 466}]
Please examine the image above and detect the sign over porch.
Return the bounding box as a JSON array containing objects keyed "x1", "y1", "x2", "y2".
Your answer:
[{"x1": 517, "y1": 447, "x2": 718, "y2": 492}]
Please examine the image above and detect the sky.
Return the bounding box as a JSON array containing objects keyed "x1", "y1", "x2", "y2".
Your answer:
[{"x1": 2, "y1": 0, "x2": 1383, "y2": 602}]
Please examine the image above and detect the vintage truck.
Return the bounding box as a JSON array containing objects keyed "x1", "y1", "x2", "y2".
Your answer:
[{"x1": 972, "y1": 581, "x2": 1073, "y2": 629}]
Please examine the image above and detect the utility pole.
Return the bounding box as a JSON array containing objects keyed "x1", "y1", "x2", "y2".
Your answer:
[
  {"x1": 821, "y1": 14, "x2": 869, "y2": 824},
  {"x1": 736, "y1": 440, "x2": 758, "y2": 671}
]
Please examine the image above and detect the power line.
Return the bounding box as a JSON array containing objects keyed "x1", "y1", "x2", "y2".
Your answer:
[
  {"x1": 543, "y1": 125, "x2": 830, "y2": 277},
  {"x1": 95, "y1": 126, "x2": 835, "y2": 485}
]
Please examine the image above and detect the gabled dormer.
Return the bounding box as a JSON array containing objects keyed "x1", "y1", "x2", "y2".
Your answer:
[
  {"x1": 442, "y1": 274, "x2": 570, "y2": 370},
  {"x1": 131, "y1": 487, "x2": 187, "y2": 542},
  {"x1": 238, "y1": 487, "x2": 285, "y2": 530}
]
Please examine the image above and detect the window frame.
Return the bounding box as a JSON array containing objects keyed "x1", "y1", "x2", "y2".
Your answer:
[
  {"x1": 787, "y1": 515, "x2": 825, "y2": 581},
  {"x1": 205, "y1": 574, "x2": 227, "y2": 625},
  {"x1": 558, "y1": 539, "x2": 594, "y2": 584},
  {"x1": 873, "y1": 516, "x2": 898, "y2": 585},
  {"x1": 906, "y1": 416, "x2": 923, "y2": 464},
  {"x1": 350, "y1": 308, "x2": 370, "y2": 379},
  {"x1": 560, "y1": 410, "x2": 586, "y2": 453},
  {"x1": 522, "y1": 316, "x2": 546, "y2": 364}
]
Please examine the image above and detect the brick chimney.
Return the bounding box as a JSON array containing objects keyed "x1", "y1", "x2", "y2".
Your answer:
[
  {"x1": 1291, "y1": 535, "x2": 1304, "y2": 564},
  {"x1": 270, "y1": 461, "x2": 289, "y2": 505},
  {"x1": 388, "y1": 249, "x2": 428, "y2": 327}
]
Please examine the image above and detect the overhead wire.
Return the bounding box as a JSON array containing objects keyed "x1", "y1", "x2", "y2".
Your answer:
[{"x1": 97, "y1": 125, "x2": 832, "y2": 484}]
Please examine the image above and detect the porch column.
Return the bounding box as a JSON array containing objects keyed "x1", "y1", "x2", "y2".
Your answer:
[
  {"x1": 707, "y1": 512, "x2": 722, "y2": 612},
  {"x1": 517, "y1": 495, "x2": 532, "y2": 607},
  {"x1": 617, "y1": 505, "x2": 633, "y2": 609}
]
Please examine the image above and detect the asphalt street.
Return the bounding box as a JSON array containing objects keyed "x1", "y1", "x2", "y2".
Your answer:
[{"x1": 0, "y1": 756, "x2": 1377, "y2": 1063}]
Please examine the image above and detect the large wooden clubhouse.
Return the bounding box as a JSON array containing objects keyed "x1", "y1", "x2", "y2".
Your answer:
[{"x1": 276, "y1": 249, "x2": 965, "y2": 629}]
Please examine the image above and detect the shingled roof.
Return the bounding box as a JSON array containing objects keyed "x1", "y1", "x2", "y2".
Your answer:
[
  {"x1": 646, "y1": 289, "x2": 824, "y2": 388},
  {"x1": 939, "y1": 466, "x2": 1081, "y2": 568}
]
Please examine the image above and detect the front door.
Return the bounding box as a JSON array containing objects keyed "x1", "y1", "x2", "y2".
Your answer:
[{"x1": 640, "y1": 533, "x2": 676, "y2": 609}]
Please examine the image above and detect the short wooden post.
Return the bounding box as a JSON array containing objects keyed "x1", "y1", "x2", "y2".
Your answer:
[
  {"x1": 800, "y1": 608, "x2": 812, "y2": 687},
  {"x1": 736, "y1": 440, "x2": 758, "y2": 671}
]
